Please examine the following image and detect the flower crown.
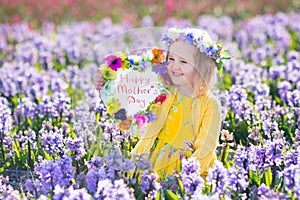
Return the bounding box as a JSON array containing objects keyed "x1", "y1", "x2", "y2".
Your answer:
[{"x1": 162, "y1": 27, "x2": 231, "y2": 74}]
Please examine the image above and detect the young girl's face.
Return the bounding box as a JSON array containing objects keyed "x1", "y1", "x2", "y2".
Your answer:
[{"x1": 167, "y1": 40, "x2": 197, "y2": 89}]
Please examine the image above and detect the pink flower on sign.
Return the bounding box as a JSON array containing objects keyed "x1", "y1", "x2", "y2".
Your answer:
[
  {"x1": 133, "y1": 114, "x2": 148, "y2": 127},
  {"x1": 104, "y1": 55, "x2": 122, "y2": 71}
]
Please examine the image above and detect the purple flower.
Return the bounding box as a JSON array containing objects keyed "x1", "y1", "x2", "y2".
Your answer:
[
  {"x1": 50, "y1": 78, "x2": 68, "y2": 93},
  {"x1": 51, "y1": 92, "x2": 72, "y2": 119},
  {"x1": 67, "y1": 137, "x2": 86, "y2": 160},
  {"x1": 197, "y1": 15, "x2": 233, "y2": 41},
  {"x1": 146, "y1": 111, "x2": 156, "y2": 123},
  {"x1": 229, "y1": 85, "x2": 247, "y2": 103},
  {"x1": 262, "y1": 119, "x2": 279, "y2": 138},
  {"x1": 53, "y1": 185, "x2": 92, "y2": 200},
  {"x1": 37, "y1": 95, "x2": 56, "y2": 118},
  {"x1": 140, "y1": 171, "x2": 161, "y2": 199},
  {"x1": 185, "y1": 33, "x2": 194, "y2": 44},
  {"x1": 132, "y1": 154, "x2": 152, "y2": 171},
  {"x1": 16, "y1": 97, "x2": 38, "y2": 119},
  {"x1": 247, "y1": 145, "x2": 266, "y2": 173},
  {"x1": 39, "y1": 121, "x2": 66, "y2": 156},
  {"x1": 0, "y1": 97, "x2": 12, "y2": 134},
  {"x1": 287, "y1": 50, "x2": 299, "y2": 61},
  {"x1": 32, "y1": 155, "x2": 75, "y2": 195},
  {"x1": 263, "y1": 139, "x2": 285, "y2": 168},
  {"x1": 277, "y1": 81, "x2": 292, "y2": 102},
  {"x1": 233, "y1": 145, "x2": 248, "y2": 169},
  {"x1": 295, "y1": 129, "x2": 300, "y2": 144},
  {"x1": 284, "y1": 148, "x2": 298, "y2": 169},
  {"x1": 205, "y1": 46, "x2": 217, "y2": 56},
  {"x1": 162, "y1": 35, "x2": 172, "y2": 45},
  {"x1": 269, "y1": 65, "x2": 286, "y2": 79},
  {"x1": 152, "y1": 62, "x2": 168, "y2": 75},
  {"x1": 254, "y1": 83, "x2": 269, "y2": 98},
  {"x1": 229, "y1": 85, "x2": 252, "y2": 120},
  {"x1": 114, "y1": 108, "x2": 127, "y2": 121},
  {"x1": 85, "y1": 157, "x2": 104, "y2": 170},
  {"x1": 227, "y1": 167, "x2": 249, "y2": 195},
  {"x1": 248, "y1": 127, "x2": 261, "y2": 143},
  {"x1": 206, "y1": 161, "x2": 228, "y2": 194},
  {"x1": 255, "y1": 183, "x2": 285, "y2": 199},
  {"x1": 254, "y1": 97, "x2": 271, "y2": 112},
  {"x1": 181, "y1": 157, "x2": 200, "y2": 176},
  {"x1": 0, "y1": 176, "x2": 21, "y2": 199},
  {"x1": 104, "y1": 148, "x2": 135, "y2": 174},
  {"x1": 235, "y1": 63, "x2": 265, "y2": 92},
  {"x1": 179, "y1": 158, "x2": 205, "y2": 196},
  {"x1": 287, "y1": 90, "x2": 300, "y2": 107},
  {"x1": 85, "y1": 167, "x2": 109, "y2": 193},
  {"x1": 95, "y1": 179, "x2": 135, "y2": 200}
]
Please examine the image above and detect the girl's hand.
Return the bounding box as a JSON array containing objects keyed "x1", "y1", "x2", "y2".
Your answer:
[{"x1": 95, "y1": 71, "x2": 104, "y2": 90}]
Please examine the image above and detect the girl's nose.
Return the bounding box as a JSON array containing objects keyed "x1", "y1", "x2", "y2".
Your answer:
[{"x1": 168, "y1": 61, "x2": 181, "y2": 69}]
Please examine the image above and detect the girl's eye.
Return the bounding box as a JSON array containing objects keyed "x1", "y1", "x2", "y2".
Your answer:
[
  {"x1": 181, "y1": 60, "x2": 188, "y2": 64},
  {"x1": 168, "y1": 57, "x2": 175, "y2": 62}
]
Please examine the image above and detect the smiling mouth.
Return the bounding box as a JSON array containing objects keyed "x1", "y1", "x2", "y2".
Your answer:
[{"x1": 171, "y1": 71, "x2": 184, "y2": 77}]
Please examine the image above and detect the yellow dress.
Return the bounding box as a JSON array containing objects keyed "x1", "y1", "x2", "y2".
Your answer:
[
  {"x1": 149, "y1": 93, "x2": 194, "y2": 178},
  {"x1": 131, "y1": 88, "x2": 221, "y2": 179}
]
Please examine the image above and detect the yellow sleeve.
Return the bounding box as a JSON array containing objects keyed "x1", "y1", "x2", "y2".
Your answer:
[{"x1": 191, "y1": 97, "x2": 221, "y2": 176}]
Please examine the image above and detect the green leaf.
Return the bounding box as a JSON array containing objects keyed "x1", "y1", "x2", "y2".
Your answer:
[
  {"x1": 178, "y1": 179, "x2": 184, "y2": 194},
  {"x1": 155, "y1": 191, "x2": 161, "y2": 200},
  {"x1": 0, "y1": 161, "x2": 11, "y2": 173},
  {"x1": 265, "y1": 167, "x2": 273, "y2": 187},
  {"x1": 0, "y1": 167, "x2": 4, "y2": 173},
  {"x1": 27, "y1": 118, "x2": 33, "y2": 127},
  {"x1": 165, "y1": 190, "x2": 180, "y2": 200},
  {"x1": 249, "y1": 170, "x2": 261, "y2": 185}
]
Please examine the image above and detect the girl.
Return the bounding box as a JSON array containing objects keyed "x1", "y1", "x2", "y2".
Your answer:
[{"x1": 96, "y1": 27, "x2": 226, "y2": 179}]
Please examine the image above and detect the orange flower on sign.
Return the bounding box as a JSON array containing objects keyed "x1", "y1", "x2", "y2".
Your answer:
[
  {"x1": 119, "y1": 117, "x2": 133, "y2": 131},
  {"x1": 151, "y1": 48, "x2": 164, "y2": 65}
]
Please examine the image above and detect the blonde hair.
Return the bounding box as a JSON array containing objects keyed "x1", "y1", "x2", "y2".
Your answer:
[{"x1": 193, "y1": 52, "x2": 217, "y2": 96}]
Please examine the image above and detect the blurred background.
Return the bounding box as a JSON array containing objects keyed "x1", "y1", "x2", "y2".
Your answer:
[{"x1": 0, "y1": 0, "x2": 299, "y2": 26}]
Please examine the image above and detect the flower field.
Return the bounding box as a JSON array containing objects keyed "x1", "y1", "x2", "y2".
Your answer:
[{"x1": 0, "y1": 11, "x2": 300, "y2": 199}]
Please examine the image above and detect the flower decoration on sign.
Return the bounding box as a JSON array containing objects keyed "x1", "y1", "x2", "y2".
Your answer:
[
  {"x1": 154, "y1": 93, "x2": 167, "y2": 104},
  {"x1": 99, "y1": 48, "x2": 170, "y2": 84},
  {"x1": 105, "y1": 55, "x2": 123, "y2": 71},
  {"x1": 162, "y1": 27, "x2": 231, "y2": 75},
  {"x1": 151, "y1": 48, "x2": 164, "y2": 65},
  {"x1": 98, "y1": 48, "x2": 170, "y2": 130}
]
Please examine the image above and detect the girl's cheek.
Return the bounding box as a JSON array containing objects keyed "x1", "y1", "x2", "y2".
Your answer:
[
  {"x1": 167, "y1": 63, "x2": 172, "y2": 71},
  {"x1": 167, "y1": 65, "x2": 173, "y2": 76}
]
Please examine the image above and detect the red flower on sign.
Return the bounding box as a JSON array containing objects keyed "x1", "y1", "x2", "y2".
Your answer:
[{"x1": 154, "y1": 94, "x2": 167, "y2": 104}]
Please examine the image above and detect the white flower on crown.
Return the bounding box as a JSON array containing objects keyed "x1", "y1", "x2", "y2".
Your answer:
[
  {"x1": 167, "y1": 27, "x2": 181, "y2": 41},
  {"x1": 196, "y1": 39, "x2": 208, "y2": 53}
]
